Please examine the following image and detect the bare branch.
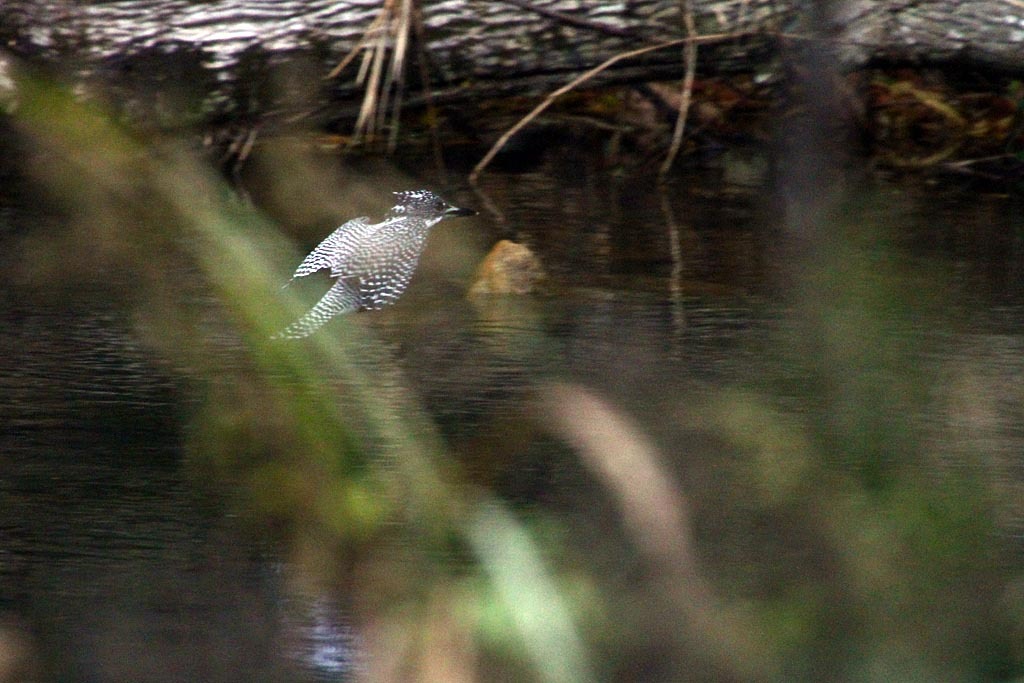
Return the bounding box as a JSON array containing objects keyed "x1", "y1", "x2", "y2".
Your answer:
[
  {"x1": 659, "y1": 0, "x2": 699, "y2": 178},
  {"x1": 469, "y1": 31, "x2": 746, "y2": 184}
]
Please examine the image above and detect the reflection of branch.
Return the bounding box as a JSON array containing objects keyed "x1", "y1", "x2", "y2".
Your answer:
[
  {"x1": 659, "y1": 0, "x2": 699, "y2": 178},
  {"x1": 468, "y1": 183, "x2": 508, "y2": 229},
  {"x1": 659, "y1": 189, "x2": 686, "y2": 340},
  {"x1": 469, "y1": 31, "x2": 742, "y2": 185}
]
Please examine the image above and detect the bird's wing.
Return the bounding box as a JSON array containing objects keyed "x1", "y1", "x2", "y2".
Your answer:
[
  {"x1": 271, "y1": 279, "x2": 360, "y2": 339},
  {"x1": 288, "y1": 217, "x2": 372, "y2": 281}
]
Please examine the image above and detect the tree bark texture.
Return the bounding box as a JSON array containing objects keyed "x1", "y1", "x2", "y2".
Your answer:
[{"x1": 0, "y1": 1, "x2": 1022, "y2": 125}]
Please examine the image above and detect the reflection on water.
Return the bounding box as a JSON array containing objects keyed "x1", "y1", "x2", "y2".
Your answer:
[{"x1": 2, "y1": 147, "x2": 1024, "y2": 680}]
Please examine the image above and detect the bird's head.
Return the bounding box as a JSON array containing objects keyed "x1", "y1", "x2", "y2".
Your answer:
[{"x1": 388, "y1": 190, "x2": 476, "y2": 220}]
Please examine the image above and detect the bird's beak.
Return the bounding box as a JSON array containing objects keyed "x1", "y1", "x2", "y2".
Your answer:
[{"x1": 446, "y1": 206, "x2": 477, "y2": 217}]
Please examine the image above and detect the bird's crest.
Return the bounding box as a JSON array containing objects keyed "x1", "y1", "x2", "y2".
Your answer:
[{"x1": 387, "y1": 189, "x2": 448, "y2": 217}]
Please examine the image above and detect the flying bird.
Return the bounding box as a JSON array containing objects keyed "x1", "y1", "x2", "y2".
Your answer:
[{"x1": 273, "y1": 190, "x2": 476, "y2": 339}]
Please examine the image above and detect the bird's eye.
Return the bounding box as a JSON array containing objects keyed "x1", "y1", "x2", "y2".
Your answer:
[{"x1": 433, "y1": 200, "x2": 446, "y2": 211}]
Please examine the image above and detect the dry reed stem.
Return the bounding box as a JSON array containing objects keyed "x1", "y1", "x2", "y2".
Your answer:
[{"x1": 327, "y1": 0, "x2": 414, "y2": 146}]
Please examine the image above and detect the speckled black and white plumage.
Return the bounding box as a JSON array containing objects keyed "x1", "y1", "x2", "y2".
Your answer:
[{"x1": 273, "y1": 190, "x2": 475, "y2": 339}]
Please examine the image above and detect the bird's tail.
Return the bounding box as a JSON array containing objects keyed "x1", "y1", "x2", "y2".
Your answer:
[{"x1": 271, "y1": 280, "x2": 360, "y2": 340}]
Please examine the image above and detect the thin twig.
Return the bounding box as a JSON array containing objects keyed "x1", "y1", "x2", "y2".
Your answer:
[
  {"x1": 659, "y1": 0, "x2": 699, "y2": 179},
  {"x1": 469, "y1": 32, "x2": 742, "y2": 184},
  {"x1": 470, "y1": 37, "x2": 683, "y2": 184}
]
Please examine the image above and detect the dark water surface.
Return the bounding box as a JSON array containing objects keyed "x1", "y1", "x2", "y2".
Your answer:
[{"x1": 2, "y1": 146, "x2": 1024, "y2": 680}]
